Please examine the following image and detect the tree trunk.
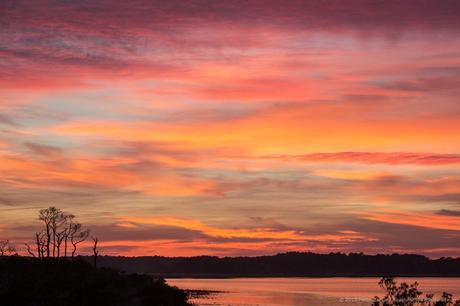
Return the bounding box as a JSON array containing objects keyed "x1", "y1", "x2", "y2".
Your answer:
[
  {"x1": 92, "y1": 237, "x2": 99, "y2": 268},
  {"x1": 71, "y1": 243, "x2": 77, "y2": 258},
  {"x1": 64, "y1": 237, "x2": 68, "y2": 258},
  {"x1": 52, "y1": 225, "x2": 56, "y2": 257},
  {"x1": 45, "y1": 225, "x2": 51, "y2": 258},
  {"x1": 35, "y1": 233, "x2": 41, "y2": 259}
]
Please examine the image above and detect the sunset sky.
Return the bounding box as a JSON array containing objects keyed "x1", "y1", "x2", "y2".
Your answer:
[{"x1": 1, "y1": 0, "x2": 460, "y2": 257}]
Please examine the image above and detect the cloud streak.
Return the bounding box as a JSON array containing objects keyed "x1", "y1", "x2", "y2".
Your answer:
[{"x1": 269, "y1": 152, "x2": 460, "y2": 165}]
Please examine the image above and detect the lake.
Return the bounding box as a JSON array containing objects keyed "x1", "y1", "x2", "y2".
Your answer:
[{"x1": 167, "y1": 277, "x2": 460, "y2": 306}]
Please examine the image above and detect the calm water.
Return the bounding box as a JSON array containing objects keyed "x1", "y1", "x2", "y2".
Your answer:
[{"x1": 168, "y1": 277, "x2": 460, "y2": 306}]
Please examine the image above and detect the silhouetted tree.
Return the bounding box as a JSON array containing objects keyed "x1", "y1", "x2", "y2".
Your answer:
[
  {"x1": 373, "y1": 277, "x2": 460, "y2": 306},
  {"x1": 0, "y1": 239, "x2": 16, "y2": 256},
  {"x1": 25, "y1": 242, "x2": 36, "y2": 258},
  {"x1": 38, "y1": 207, "x2": 63, "y2": 257},
  {"x1": 63, "y1": 214, "x2": 75, "y2": 258},
  {"x1": 25, "y1": 207, "x2": 90, "y2": 259},
  {"x1": 69, "y1": 223, "x2": 90, "y2": 258},
  {"x1": 54, "y1": 214, "x2": 74, "y2": 258},
  {"x1": 35, "y1": 230, "x2": 48, "y2": 258},
  {"x1": 92, "y1": 236, "x2": 99, "y2": 268}
]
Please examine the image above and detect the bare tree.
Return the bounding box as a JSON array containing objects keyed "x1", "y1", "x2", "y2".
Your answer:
[
  {"x1": 0, "y1": 240, "x2": 9, "y2": 256},
  {"x1": 0, "y1": 239, "x2": 16, "y2": 256},
  {"x1": 29, "y1": 207, "x2": 91, "y2": 259},
  {"x1": 25, "y1": 243, "x2": 36, "y2": 258},
  {"x1": 63, "y1": 214, "x2": 75, "y2": 258},
  {"x1": 70, "y1": 223, "x2": 90, "y2": 258},
  {"x1": 38, "y1": 207, "x2": 62, "y2": 258},
  {"x1": 37, "y1": 207, "x2": 85, "y2": 258},
  {"x1": 50, "y1": 209, "x2": 67, "y2": 257},
  {"x1": 38, "y1": 231, "x2": 48, "y2": 258},
  {"x1": 35, "y1": 232, "x2": 42, "y2": 259},
  {"x1": 54, "y1": 214, "x2": 74, "y2": 258},
  {"x1": 92, "y1": 236, "x2": 99, "y2": 268}
]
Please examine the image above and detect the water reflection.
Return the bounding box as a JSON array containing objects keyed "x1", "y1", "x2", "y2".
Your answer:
[
  {"x1": 191, "y1": 291, "x2": 370, "y2": 306},
  {"x1": 168, "y1": 277, "x2": 460, "y2": 306}
]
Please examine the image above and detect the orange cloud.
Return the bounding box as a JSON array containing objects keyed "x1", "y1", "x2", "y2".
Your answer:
[
  {"x1": 362, "y1": 211, "x2": 460, "y2": 231},
  {"x1": 271, "y1": 152, "x2": 460, "y2": 166},
  {"x1": 119, "y1": 216, "x2": 375, "y2": 242},
  {"x1": 312, "y1": 169, "x2": 391, "y2": 180},
  {"x1": 48, "y1": 101, "x2": 460, "y2": 155},
  {"x1": 0, "y1": 153, "x2": 219, "y2": 196}
]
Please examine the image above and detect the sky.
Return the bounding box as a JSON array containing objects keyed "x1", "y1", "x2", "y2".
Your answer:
[{"x1": 1, "y1": 0, "x2": 460, "y2": 258}]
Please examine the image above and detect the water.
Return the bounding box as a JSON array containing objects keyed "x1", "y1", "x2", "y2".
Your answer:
[{"x1": 167, "y1": 277, "x2": 460, "y2": 306}]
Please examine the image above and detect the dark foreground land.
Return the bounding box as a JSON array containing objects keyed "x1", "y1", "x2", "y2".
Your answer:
[
  {"x1": 92, "y1": 252, "x2": 460, "y2": 278},
  {"x1": 0, "y1": 256, "x2": 191, "y2": 306}
]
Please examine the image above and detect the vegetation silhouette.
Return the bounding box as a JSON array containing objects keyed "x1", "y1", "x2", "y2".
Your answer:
[
  {"x1": 0, "y1": 207, "x2": 190, "y2": 306},
  {"x1": 0, "y1": 257, "x2": 190, "y2": 306},
  {"x1": 373, "y1": 277, "x2": 460, "y2": 306},
  {"x1": 23, "y1": 207, "x2": 90, "y2": 259},
  {"x1": 0, "y1": 239, "x2": 16, "y2": 256},
  {"x1": 92, "y1": 236, "x2": 100, "y2": 268},
  {"x1": 93, "y1": 252, "x2": 460, "y2": 277}
]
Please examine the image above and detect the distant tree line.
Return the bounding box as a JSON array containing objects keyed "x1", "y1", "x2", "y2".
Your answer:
[{"x1": 93, "y1": 252, "x2": 460, "y2": 277}]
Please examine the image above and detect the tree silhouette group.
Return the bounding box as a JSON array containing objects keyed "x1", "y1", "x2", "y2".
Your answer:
[
  {"x1": 0, "y1": 207, "x2": 190, "y2": 306},
  {"x1": 373, "y1": 277, "x2": 460, "y2": 306},
  {"x1": 20, "y1": 206, "x2": 95, "y2": 260},
  {"x1": 0, "y1": 206, "x2": 100, "y2": 266}
]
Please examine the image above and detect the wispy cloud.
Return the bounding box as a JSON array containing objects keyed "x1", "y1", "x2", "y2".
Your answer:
[
  {"x1": 263, "y1": 152, "x2": 460, "y2": 166},
  {"x1": 361, "y1": 210, "x2": 460, "y2": 231}
]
